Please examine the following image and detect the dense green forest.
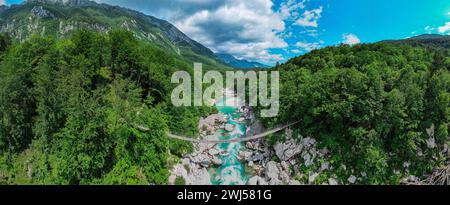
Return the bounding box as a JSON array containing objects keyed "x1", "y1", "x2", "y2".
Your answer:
[
  {"x1": 0, "y1": 0, "x2": 231, "y2": 71},
  {"x1": 0, "y1": 28, "x2": 449, "y2": 185},
  {"x1": 0, "y1": 30, "x2": 213, "y2": 184},
  {"x1": 258, "y1": 43, "x2": 450, "y2": 184}
]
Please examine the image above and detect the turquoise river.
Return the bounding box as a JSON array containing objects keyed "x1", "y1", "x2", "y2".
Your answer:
[{"x1": 208, "y1": 95, "x2": 249, "y2": 185}]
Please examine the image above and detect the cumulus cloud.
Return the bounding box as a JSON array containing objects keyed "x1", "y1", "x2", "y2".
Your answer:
[
  {"x1": 438, "y1": 22, "x2": 450, "y2": 34},
  {"x1": 299, "y1": 29, "x2": 319, "y2": 37},
  {"x1": 342, "y1": 33, "x2": 360, "y2": 45},
  {"x1": 295, "y1": 6, "x2": 323, "y2": 27},
  {"x1": 96, "y1": 0, "x2": 287, "y2": 64},
  {"x1": 175, "y1": 1, "x2": 287, "y2": 63},
  {"x1": 296, "y1": 41, "x2": 321, "y2": 51},
  {"x1": 424, "y1": 25, "x2": 436, "y2": 34},
  {"x1": 291, "y1": 49, "x2": 301, "y2": 53},
  {"x1": 96, "y1": 0, "x2": 226, "y2": 20},
  {"x1": 279, "y1": 0, "x2": 306, "y2": 20},
  {"x1": 0, "y1": 0, "x2": 5, "y2": 5},
  {"x1": 94, "y1": 0, "x2": 328, "y2": 64}
]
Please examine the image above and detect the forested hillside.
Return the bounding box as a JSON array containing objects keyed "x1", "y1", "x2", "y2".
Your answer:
[
  {"x1": 382, "y1": 34, "x2": 450, "y2": 50},
  {"x1": 0, "y1": 0, "x2": 231, "y2": 70},
  {"x1": 258, "y1": 43, "x2": 449, "y2": 184},
  {"x1": 0, "y1": 30, "x2": 213, "y2": 184}
]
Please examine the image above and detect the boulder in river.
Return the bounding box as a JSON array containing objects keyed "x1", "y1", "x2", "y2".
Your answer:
[
  {"x1": 199, "y1": 113, "x2": 227, "y2": 134},
  {"x1": 212, "y1": 157, "x2": 223, "y2": 166},
  {"x1": 238, "y1": 150, "x2": 253, "y2": 161},
  {"x1": 208, "y1": 148, "x2": 219, "y2": 156},
  {"x1": 224, "y1": 123, "x2": 235, "y2": 132}
]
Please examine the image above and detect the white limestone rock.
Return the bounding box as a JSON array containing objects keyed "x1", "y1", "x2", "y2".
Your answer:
[
  {"x1": 247, "y1": 176, "x2": 258, "y2": 185},
  {"x1": 225, "y1": 123, "x2": 235, "y2": 132},
  {"x1": 347, "y1": 175, "x2": 357, "y2": 184},
  {"x1": 288, "y1": 180, "x2": 301, "y2": 185},
  {"x1": 328, "y1": 178, "x2": 338, "y2": 185},
  {"x1": 265, "y1": 161, "x2": 280, "y2": 181},
  {"x1": 274, "y1": 139, "x2": 303, "y2": 161},
  {"x1": 308, "y1": 172, "x2": 319, "y2": 184}
]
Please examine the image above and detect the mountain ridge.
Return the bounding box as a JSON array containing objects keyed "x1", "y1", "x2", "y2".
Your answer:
[
  {"x1": 380, "y1": 34, "x2": 450, "y2": 49},
  {"x1": 0, "y1": 0, "x2": 231, "y2": 69},
  {"x1": 216, "y1": 53, "x2": 270, "y2": 69},
  {"x1": 408, "y1": 34, "x2": 447, "y2": 40}
]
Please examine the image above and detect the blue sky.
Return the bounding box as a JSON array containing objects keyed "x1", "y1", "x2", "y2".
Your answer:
[{"x1": 4, "y1": 0, "x2": 450, "y2": 65}]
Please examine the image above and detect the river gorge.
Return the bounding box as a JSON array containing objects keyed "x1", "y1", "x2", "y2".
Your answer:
[
  {"x1": 208, "y1": 90, "x2": 249, "y2": 185},
  {"x1": 168, "y1": 89, "x2": 341, "y2": 185}
]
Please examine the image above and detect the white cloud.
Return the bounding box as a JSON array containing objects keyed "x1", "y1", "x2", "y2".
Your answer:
[
  {"x1": 95, "y1": 0, "x2": 287, "y2": 64},
  {"x1": 215, "y1": 41, "x2": 286, "y2": 63},
  {"x1": 342, "y1": 33, "x2": 360, "y2": 45},
  {"x1": 94, "y1": 0, "x2": 329, "y2": 64},
  {"x1": 299, "y1": 29, "x2": 319, "y2": 37},
  {"x1": 0, "y1": 0, "x2": 5, "y2": 6},
  {"x1": 438, "y1": 22, "x2": 450, "y2": 34},
  {"x1": 296, "y1": 41, "x2": 321, "y2": 51},
  {"x1": 174, "y1": 0, "x2": 287, "y2": 64},
  {"x1": 291, "y1": 49, "x2": 301, "y2": 53},
  {"x1": 279, "y1": 0, "x2": 306, "y2": 20},
  {"x1": 281, "y1": 31, "x2": 293, "y2": 38},
  {"x1": 424, "y1": 25, "x2": 436, "y2": 34},
  {"x1": 295, "y1": 6, "x2": 323, "y2": 27}
]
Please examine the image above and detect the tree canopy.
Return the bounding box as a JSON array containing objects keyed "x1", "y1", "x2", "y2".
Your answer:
[
  {"x1": 0, "y1": 30, "x2": 212, "y2": 184},
  {"x1": 257, "y1": 43, "x2": 449, "y2": 184}
]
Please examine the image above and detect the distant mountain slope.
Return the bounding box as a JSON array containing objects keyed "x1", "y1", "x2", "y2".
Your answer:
[
  {"x1": 216, "y1": 53, "x2": 270, "y2": 69},
  {"x1": 381, "y1": 34, "x2": 450, "y2": 49},
  {"x1": 408, "y1": 34, "x2": 447, "y2": 40},
  {"x1": 0, "y1": 0, "x2": 230, "y2": 69}
]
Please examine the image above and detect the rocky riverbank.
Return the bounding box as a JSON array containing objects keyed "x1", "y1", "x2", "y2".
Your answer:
[
  {"x1": 169, "y1": 108, "x2": 448, "y2": 185},
  {"x1": 168, "y1": 96, "x2": 450, "y2": 185},
  {"x1": 168, "y1": 90, "x2": 377, "y2": 185},
  {"x1": 168, "y1": 90, "x2": 252, "y2": 185},
  {"x1": 243, "y1": 126, "x2": 338, "y2": 185},
  {"x1": 167, "y1": 100, "x2": 341, "y2": 185}
]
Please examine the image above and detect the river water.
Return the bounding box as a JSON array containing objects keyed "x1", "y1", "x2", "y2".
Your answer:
[{"x1": 208, "y1": 93, "x2": 249, "y2": 185}]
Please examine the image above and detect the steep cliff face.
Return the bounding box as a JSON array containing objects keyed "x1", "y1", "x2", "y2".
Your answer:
[{"x1": 0, "y1": 0, "x2": 227, "y2": 68}]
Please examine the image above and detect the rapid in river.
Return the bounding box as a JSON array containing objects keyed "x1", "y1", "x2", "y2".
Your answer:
[{"x1": 208, "y1": 90, "x2": 249, "y2": 185}]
